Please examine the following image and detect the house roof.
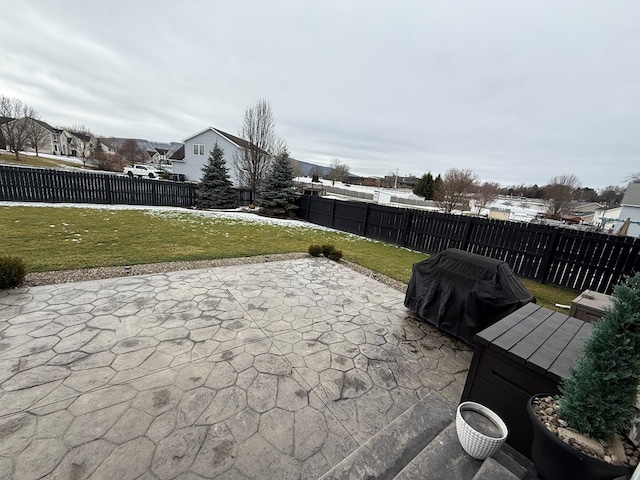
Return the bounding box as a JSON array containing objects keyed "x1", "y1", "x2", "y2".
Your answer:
[
  {"x1": 32, "y1": 119, "x2": 62, "y2": 133},
  {"x1": 98, "y1": 138, "x2": 117, "y2": 149},
  {"x1": 66, "y1": 130, "x2": 92, "y2": 143},
  {"x1": 155, "y1": 148, "x2": 169, "y2": 155},
  {"x1": 182, "y1": 126, "x2": 269, "y2": 156},
  {"x1": 568, "y1": 201, "x2": 603, "y2": 213},
  {"x1": 169, "y1": 145, "x2": 184, "y2": 160},
  {"x1": 621, "y1": 183, "x2": 640, "y2": 207},
  {"x1": 0, "y1": 116, "x2": 14, "y2": 125}
]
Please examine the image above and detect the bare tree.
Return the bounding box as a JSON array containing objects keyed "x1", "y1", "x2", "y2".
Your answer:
[
  {"x1": 434, "y1": 168, "x2": 479, "y2": 213},
  {"x1": 473, "y1": 181, "x2": 500, "y2": 214},
  {"x1": 290, "y1": 158, "x2": 303, "y2": 179},
  {"x1": 542, "y1": 174, "x2": 580, "y2": 219},
  {"x1": 234, "y1": 99, "x2": 276, "y2": 201},
  {"x1": 26, "y1": 118, "x2": 51, "y2": 157},
  {"x1": 118, "y1": 139, "x2": 145, "y2": 167},
  {"x1": 327, "y1": 159, "x2": 350, "y2": 185},
  {"x1": 626, "y1": 172, "x2": 640, "y2": 183},
  {"x1": 0, "y1": 96, "x2": 37, "y2": 160},
  {"x1": 598, "y1": 185, "x2": 625, "y2": 206}
]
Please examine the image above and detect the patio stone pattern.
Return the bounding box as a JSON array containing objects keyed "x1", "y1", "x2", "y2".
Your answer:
[{"x1": 0, "y1": 258, "x2": 472, "y2": 479}]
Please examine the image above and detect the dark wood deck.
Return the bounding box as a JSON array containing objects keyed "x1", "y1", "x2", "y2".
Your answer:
[{"x1": 461, "y1": 303, "x2": 590, "y2": 457}]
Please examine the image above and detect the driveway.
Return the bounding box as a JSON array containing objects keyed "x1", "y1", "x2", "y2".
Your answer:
[{"x1": 0, "y1": 258, "x2": 471, "y2": 479}]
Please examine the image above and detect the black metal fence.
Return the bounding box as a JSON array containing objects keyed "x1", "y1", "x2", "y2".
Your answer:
[
  {"x1": 0, "y1": 165, "x2": 252, "y2": 207},
  {"x1": 296, "y1": 195, "x2": 640, "y2": 294}
]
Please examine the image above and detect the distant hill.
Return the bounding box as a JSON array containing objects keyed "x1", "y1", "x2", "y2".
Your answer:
[
  {"x1": 292, "y1": 159, "x2": 331, "y2": 177},
  {"x1": 101, "y1": 137, "x2": 182, "y2": 153}
]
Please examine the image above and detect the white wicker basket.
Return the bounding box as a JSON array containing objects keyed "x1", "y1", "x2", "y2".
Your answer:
[{"x1": 456, "y1": 401, "x2": 508, "y2": 460}]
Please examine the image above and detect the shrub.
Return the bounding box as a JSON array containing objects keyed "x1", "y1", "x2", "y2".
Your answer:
[
  {"x1": 558, "y1": 272, "x2": 640, "y2": 438},
  {"x1": 321, "y1": 245, "x2": 335, "y2": 257},
  {"x1": 327, "y1": 249, "x2": 343, "y2": 262},
  {"x1": 309, "y1": 244, "x2": 342, "y2": 262},
  {"x1": 0, "y1": 256, "x2": 27, "y2": 289}
]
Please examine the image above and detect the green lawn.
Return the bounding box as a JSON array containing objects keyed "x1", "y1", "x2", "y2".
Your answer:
[
  {"x1": 0, "y1": 151, "x2": 92, "y2": 169},
  {"x1": 0, "y1": 205, "x2": 577, "y2": 311}
]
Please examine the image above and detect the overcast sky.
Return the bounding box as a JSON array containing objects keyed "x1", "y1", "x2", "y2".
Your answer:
[{"x1": 2, "y1": 1, "x2": 638, "y2": 188}]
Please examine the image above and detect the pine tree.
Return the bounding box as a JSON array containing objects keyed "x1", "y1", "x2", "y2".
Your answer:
[
  {"x1": 424, "y1": 172, "x2": 435, "y2": 199},
  {"x1": 559, "y1": 272, "x2": 640, "y2": 439},
  {"x1": 433, "y1": 174, "x2": 443, "y2": 200},
  {"x1": 197, "y1": 144, "x2": 236, "y2": 209},
  {"x1": 413, "y1": 172, "x2": 435, "y2": 199},
  {"x1": 257, "y1": 148, "x2": 297, "y2": 216}
]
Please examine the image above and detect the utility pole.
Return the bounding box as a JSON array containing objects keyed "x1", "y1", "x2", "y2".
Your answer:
[{"x1": 394, "y1": 169, "x2": 399, "y2": 189}]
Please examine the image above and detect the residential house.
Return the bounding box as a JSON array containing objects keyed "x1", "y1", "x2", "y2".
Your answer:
[
  {"x1": 618, "y1": 183, "x2": 640, "y2": 238},
  {"x1": 155, "y1": 148, "x2": 169, "y2": 164},
  {"x1": 145, "y1": 147, "x2": 171, "y2": 166},
  {"x1": 97, "y1": 138, "x2": 118, "y2": 155},
  {"x1": 566, "y1": 201, "x2": 604, "y2": 224},
  {"x1": 146, "y1": 149, "x2": 160, "y2": 163},
  {"x1": 168, "y1": 145, "x2": 184, "y2": 162},
  {"x1": 1, "y1": 117, "x2": 63, "y2": 155},
  {"x1": 592, "y1": 183, "x2": 640, "y2": 237},
  {"x1": 172, "y1": 127, "x2": 270, "y2": 184},
  {"x1": 60, "y1": 129, "x2": 94, "y2": 158},
  {"x1": 27, "y1": 119, "x2": 63, "y2": 155},
  {"x1": 593, "y1": 206, "x2": 623, "y2": 233}
]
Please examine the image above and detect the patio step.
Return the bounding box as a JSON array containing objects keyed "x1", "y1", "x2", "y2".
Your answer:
[
  {"x1": 318, "y1": 391, "x2": 455, "y2": 480},
  {"x1": 394, "y1": 422, "x2": 538, "y2": 480},
  {"x1": 318, "y1": 391, "x2": 539, "y2": 480}
]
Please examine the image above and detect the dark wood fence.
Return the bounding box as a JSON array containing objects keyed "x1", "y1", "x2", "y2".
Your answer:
[
  {"x1": 296, "y1": 195, "x2": 640, "y2": 294},
  {"x1": 0, "y1": 166, "x2": 252, "y2": 207}
]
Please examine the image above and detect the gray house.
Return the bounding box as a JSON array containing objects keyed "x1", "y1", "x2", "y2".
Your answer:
[
  {"x1": 618, "y1": 183, "x2": 640, "y2": 238},
  {"x1": 172, "y1": 127, "x2": 267, "y2": 184},
  {"x1": 593, "y1": 183, "x2": 640, "y2": 237}
]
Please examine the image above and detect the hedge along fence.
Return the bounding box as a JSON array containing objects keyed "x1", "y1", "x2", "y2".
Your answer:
[
  {"x1": 296, "y1": 195, "x2": 640, "y2": 294},
  {"x1": 0, "y1": 165, "x2": 253, "y2": 208}
]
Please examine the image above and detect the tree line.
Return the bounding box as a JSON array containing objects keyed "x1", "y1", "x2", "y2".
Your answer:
[
  {"x1": 411, "y1": 168, "x2": 636, "y2": 219},
  {"x1": 4, "y1": 93, "x2": 637, "y2": 220}
]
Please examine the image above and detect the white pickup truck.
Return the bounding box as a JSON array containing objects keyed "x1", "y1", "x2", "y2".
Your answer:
[{"x1": 123, "y1": 164, "x2": 164, "y2": 179}]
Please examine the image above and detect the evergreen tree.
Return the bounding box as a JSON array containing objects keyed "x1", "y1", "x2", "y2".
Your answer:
[
  {"x1": 413, "y1": 172, "x2": 435, "y2": 199},
  {"x1": 413, "y1": 173, "x2": 428, "y2": 198},
  {"x1": 433, "y1": 174, "x2": 443, "y2": 200},
  {"x1": 197, "y1": 143, "x2": 236, "y2": 209},
  {"x1": 257, "y1": 148, "x2": 297, "y2": 216},
  {"x1": 559, "y1": 272, "x2": 640, "y2": 439}
]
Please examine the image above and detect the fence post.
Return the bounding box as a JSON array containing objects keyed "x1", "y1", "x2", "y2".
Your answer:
[
  {"x1": 105, "y1": 175, "x2": 112, "y2": 204},
  {"x1": 461, "y1": 217, "x2": 474, "y2": 250},
  {"x1": 363, "y1": 203, "x2": 370, "y2": 236},
  {"x1": 330, "y1": 199, "x2": 336, "y2": 228},
  {"x1": 400, "y1": 208, "x2": 412, "y2": 246},
  {"x1": 537, "y1": 228, "x2": 560, "y2": 284},
  {"x1": 152, "y1": 181, "x2": 158, "y2": 206}
]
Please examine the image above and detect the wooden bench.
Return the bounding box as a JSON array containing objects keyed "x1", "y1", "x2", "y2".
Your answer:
[{"x1": 460, "y1": 303, "x2": 591, "y2": 457}]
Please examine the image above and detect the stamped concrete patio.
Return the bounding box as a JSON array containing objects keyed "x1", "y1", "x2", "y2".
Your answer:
[{"x1": 0, "y1": 257, "x2": 472, "y2": 480}]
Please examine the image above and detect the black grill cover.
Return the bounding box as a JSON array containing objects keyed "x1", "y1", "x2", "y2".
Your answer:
[{"x1": 404, "y1": 248, "x2": 535, "y2": 343}]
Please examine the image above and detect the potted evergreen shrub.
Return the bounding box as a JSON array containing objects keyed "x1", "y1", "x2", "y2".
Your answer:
[{"x1": 527, "y1": 272, "x2": 640, "y2": 480}]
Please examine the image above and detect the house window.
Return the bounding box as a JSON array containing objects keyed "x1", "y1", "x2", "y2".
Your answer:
[{"x1": 193, "y1": 144, "x2": 205, "y2": 155}]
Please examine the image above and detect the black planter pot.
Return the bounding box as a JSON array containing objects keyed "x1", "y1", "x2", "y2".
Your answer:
[{"x1": 527, "y1": 394, "x2": 633, "y2": 480}]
